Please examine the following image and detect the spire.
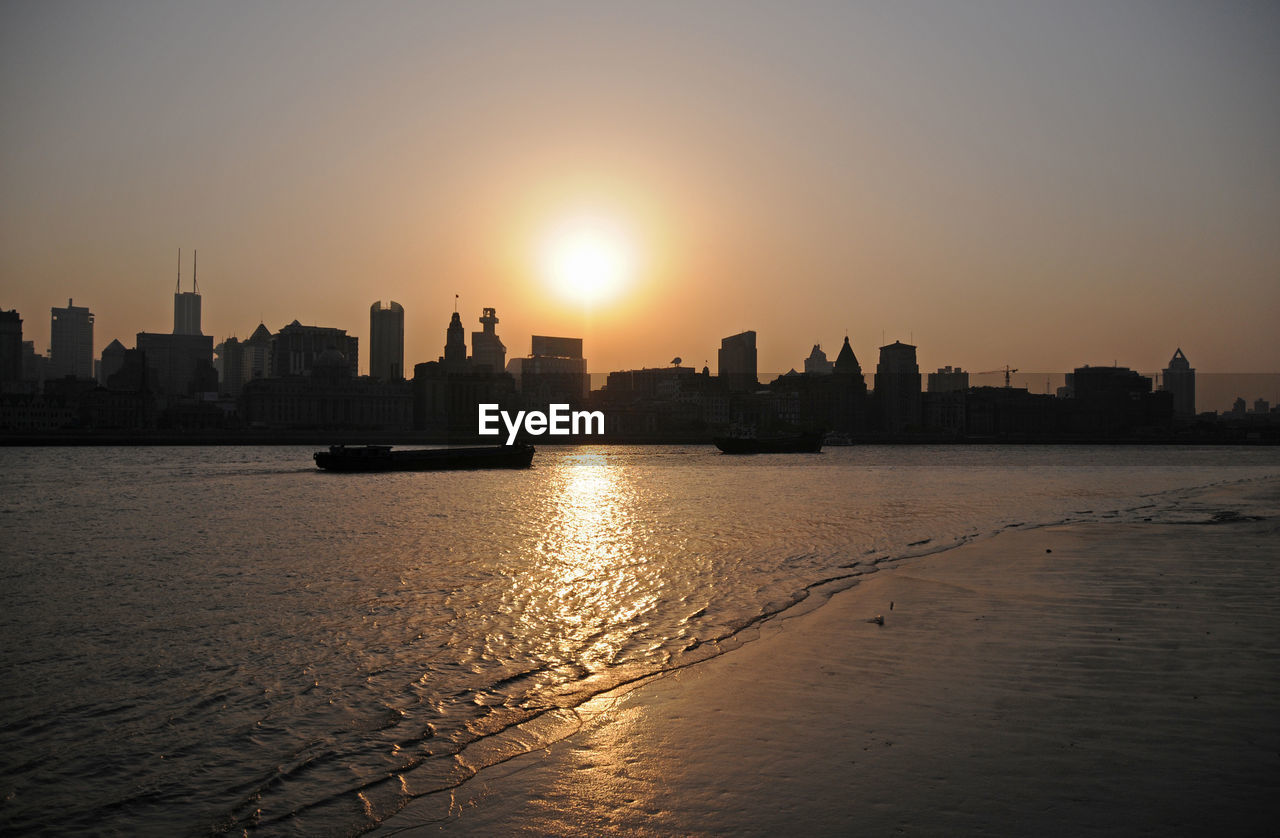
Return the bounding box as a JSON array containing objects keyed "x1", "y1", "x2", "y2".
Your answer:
[
  {"x1": 834, "y1": 336, "x2": 861, "y2": 374},
  {"x1": 176, "y1": 247, "x2": 181, "y2": 292}
]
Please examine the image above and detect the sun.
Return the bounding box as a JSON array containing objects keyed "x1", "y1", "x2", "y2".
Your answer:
[{"x1": 539, "y1": 214, "x2": 636, "y2": 307}]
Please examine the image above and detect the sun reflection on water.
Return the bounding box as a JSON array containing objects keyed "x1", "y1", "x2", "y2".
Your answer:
[{"x1": 521, "y1": 452, "x2": 654, "y2": 679}]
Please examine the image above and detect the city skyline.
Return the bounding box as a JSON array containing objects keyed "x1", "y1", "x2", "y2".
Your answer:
[{"x1": 2, "y1": 2, "x2": 1277, "y2": 378}]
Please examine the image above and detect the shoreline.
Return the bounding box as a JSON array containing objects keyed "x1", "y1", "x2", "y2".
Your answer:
[{"x1": 378, "y1": 480, "x2": 1280, "y2": 836}]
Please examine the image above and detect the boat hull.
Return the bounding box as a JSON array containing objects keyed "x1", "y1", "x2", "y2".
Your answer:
[
  {"x1": 712, "y1": 432, "x2": 823, "y2": 454},
  {"x1": 314, "y1": 444, "x2": 535, "y2": 472}
]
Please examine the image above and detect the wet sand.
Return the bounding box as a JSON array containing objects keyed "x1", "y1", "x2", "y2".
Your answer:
[{"x1": 382, "y1": 487, "x2": 1280, "y2": 835}]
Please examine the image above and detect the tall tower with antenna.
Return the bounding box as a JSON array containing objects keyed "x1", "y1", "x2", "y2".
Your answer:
[{"x1": 173, "y1": 248, "x2": 203, "y2": 335}]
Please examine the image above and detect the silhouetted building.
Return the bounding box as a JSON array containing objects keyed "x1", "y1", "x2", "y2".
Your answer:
[
  {"x1": 1161, "y1": 348, "x2": 1195, "y2": 419},
  {"x1": 136, "y1": 332, "x2": 216, "y2": 395},
  {"x1": 21, "y1": 341, "x2": 46, "y2": 386},
  {"x1": 874, "y1": 341, "x2": 921, "y2": 433},
  {"x1": 803, "y1": 344, "x2": 832, "y2": 376},
  {"x1": 50, "y1": 299, "x2": 94, "y2": 380},
  {"x1": 269, "y1": 321, "x2": 358, "y2": 378},
  {"x1": 243, "y1": 323, "x2": 272, "y2": 382},
  {"x1": 719, "y1": 331, "x2": 757, "y2": 392},
  {"x1": 107, "y1": 348, "x2": 150, "y2": 391},
  {"x1": 412, "y1": 310, "x2": 518, "y2": 437},
  {"x1": 517, "y1": 335, "x2": 588, "y2": 407},
  {"x1": 962, "y1": 387, "x2": 1062, "y2": 438},
  {"x1": 0, "y1": 310, "x2": 22, "y2": 386},
  {"x1": 1068, "y1": 364, "x2": 1172, "y2": 436},
  {"x1": 173, "y1": 251, "x2": 202, "y2": 335},
  {"x1": 604, "y1": 366, "x2": 699, "y2": 401},
  {"x1": 99, "y1": 339, "x2": 127, "y2": 387},
  {"x1": 471, "y1": 307, "x2": 506, "y2": 373},
  {"x1": 242, "y1": 351, "x2": 412, "y2": 431},
  {"x1": 832, "y1": 337, "x2": 860, "y2": 377},
  {"x1": 928, "y1": 366, "x2": 969, "y2": 393},
  {"x1": 217, "y1": 337, "x2": 245, "y2": 397},
  {"x1": 763, "y1": 336, "x2": 870, "y2": 435},
  {"x1": 0, "y1": 393, "x2": 76, "y2": 431},
  {"x1": 370, "y1": 300, "x2": 405, "y2": 381},
  {"x1": 831, "y1": 337, "x2": 870, "y2": 432},
  {"x1": 443, "y1": 311, "x2": 468, "y2": 372}
]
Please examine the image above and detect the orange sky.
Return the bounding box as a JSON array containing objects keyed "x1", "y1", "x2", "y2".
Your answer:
[{"x1": 2, "y1": 2, "x2": 1277, "y2": 382}]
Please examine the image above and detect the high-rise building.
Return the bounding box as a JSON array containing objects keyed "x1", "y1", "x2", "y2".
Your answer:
[
  {"x1": 370, "y1": 300, "x2": 405, "y2": 381},
  {"x1": 1161, "y1": 348, "x2": 1195, "y2": 418},
  {"x1": 0, "y1": 309, "x2": 22, "y2": 384},
  {"x1": 173, "y1": 250, "x2": 202, "y2": 335},
  {"x1": 471, "y1": 307, "x2": 506, "y2": 373},
  {"x1": 874, "y1": 341, "x2": 922, "y2": 433},
  {"x1": 718, "y1": 331, "x2": 757, "y2": 392},
  {"x1": 243, "y1": 323, "x2": 272, "y2": 383},
  {"x1": 50, "y1": 299, "x2": 94, "y2": 380},
  {"x1": 218, "y1": 336, "x2": 245, "y2": 396},
  {"x1": 136, "y1": 331, "x2": 216, "y2": 394}
]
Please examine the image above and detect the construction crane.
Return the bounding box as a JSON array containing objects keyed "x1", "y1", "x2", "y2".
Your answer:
[{"x1": 977, "y1": 366, "x2": 1019, "y2": 388}]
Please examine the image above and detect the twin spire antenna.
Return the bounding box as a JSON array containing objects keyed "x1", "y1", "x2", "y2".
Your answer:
[{"x1": 176, "y1": 248, "x2": 200, "y2": 294}]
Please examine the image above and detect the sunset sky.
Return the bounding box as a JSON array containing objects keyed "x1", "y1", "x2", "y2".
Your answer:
[{"x1": 2, "y1": 1, "x2": 1277, "y2": 380}]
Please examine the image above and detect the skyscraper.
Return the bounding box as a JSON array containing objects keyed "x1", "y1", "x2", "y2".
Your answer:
[
  {"x1": 0, "y1": 309, "x2": 22, "y2": 384},
  {"x1": 173, "y1": 250, "x2": 202, "y2": 336},
  {"x1": 50, "y1": 299, "x2": 94, "y2": 379},
  {"x1": 718, "y1": 331, "x2": 757, "y2": 392},
  {"x1": 1162, "y1": 348, "x2": 1196, "y2": 419},
  {"x1": 370, "y1": 300, "x2": 405, "y2": 381}
]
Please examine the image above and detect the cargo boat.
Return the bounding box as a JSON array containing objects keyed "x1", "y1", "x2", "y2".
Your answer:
[
  {"x1": 314, "y1": 443, "x2": 535, "y2": 472},
  {"x1": 712, "y1": 431, "x2": 823, "y2": 454}
]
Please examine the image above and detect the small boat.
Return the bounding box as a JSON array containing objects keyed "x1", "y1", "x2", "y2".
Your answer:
[
  {"x1": 713, "y1": 431, "x2": 823, "y2": 454},
  {"x1": 314, "y1": 443, "x2": 535, "y2": 472}
]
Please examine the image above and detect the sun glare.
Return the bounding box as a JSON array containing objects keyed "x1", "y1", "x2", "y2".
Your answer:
[{"x1": 539, "y1": 215, "x2": 635, "y2": 307}]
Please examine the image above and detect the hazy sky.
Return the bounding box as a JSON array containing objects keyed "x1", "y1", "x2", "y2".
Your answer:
[{"x1": 2, "y1": 0, "x2": 1277, "y2": 378}]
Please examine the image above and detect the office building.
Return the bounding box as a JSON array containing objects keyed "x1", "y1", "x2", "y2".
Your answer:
[
  {"x1": 718, "y1": 331, "x2": 757, "y2": 392},
  {"x1": 173, "y1": 250, "x2": 202, "y2": 335},
  {"x1": 136, "y1": 331, "x2": 216, "y2": 395},
  {"x1": 49, "y1": 299, "x2": 94, "y2": 380},
  {"x1": 1161, "y1": 348, "x2": 1196, "y2": 419},
  {"x1": 0, "y1": 310, "x2": 22, "y2": 385},
  {"x1": 370, "y1": 300, "x2": 405, "y2": 381}
]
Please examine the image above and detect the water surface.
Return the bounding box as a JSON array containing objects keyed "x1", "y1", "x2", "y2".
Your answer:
[{"x1": 2, "y1": 445, "x2": 1277, "y2": 835}]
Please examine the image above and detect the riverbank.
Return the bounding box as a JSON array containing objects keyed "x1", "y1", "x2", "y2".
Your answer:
[{"x1": 379, "y1": 480, "x2": 1280, "y2": 835}]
